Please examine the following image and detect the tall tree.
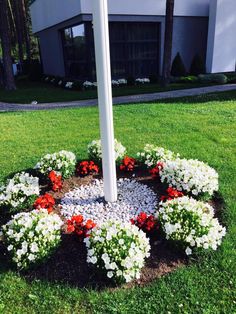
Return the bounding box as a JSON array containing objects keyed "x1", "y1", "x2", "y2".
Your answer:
[
  {"x1": 12, "y1": 0, "x2": 25, "y2": 68},
  {"x1": 0, "y1": 0, "x2": 16, "y2": 90},
  {"x1": 22, "y1": 0, "x2": 31, "y2": 62},
  {"x1": 162, "y1": 0, "x2": 175, "y2": 86}
]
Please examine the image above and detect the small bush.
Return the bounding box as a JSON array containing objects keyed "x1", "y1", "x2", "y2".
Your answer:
[
  {"x1": 2, "y1": 209, "x2": 62, "y2": 269},
  {"x1": 28, "y1": 59, "x2": 43, "y2": 81},
  {"x1": 159, "y1": 158, "x2": 219, "y2": 197},
  {"x1": 179, "y1": 76, "x2": 198, "y2": 83},
  {"x1": 226, "y1": 73, "x2": 236, "y2": 83},
  {"x1": 127, "y1": 76, "x2": 135, "y2": 86},
  {"x1": 0, "y1": 172, "x2": 39, "y2": 214},
  {"x1": 88, "y1": 139, "x2": 126, "y2": 163},
  {"x1": 85, "y1": 221, "x2": 150, "y2": 283},
  {"x1": 198, "y1": 74, "x2": 228, "y2": 84},
  {"x1": 190, "y1": 54, "x2": 206, "y2": 76},
  {"x1": 137, "y1": 144, "x2": 179, "y2": 168},
  {"x1": 34, "y1": 150, "x2": 77, "y2": 179},
  {"x1": 157, "y1": 196, "x2": 226, "y2": 255},
  {"x1": 72, "y1": 80, "x2": 83, "y2": 91},
  {"x1": 149, "y1": 75, "x2": 159, "y2": 84},
  {"x1": 171, "y1": 53, "x2": 186, "y2": 77}
]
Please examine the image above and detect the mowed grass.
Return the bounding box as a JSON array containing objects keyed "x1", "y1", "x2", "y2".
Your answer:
[
  {"x1": 0, "y1": 77, "x2": 214, "y2": 104},
  {"x1": 0, "y1": 91, "x2": 236, "y2": 313}
]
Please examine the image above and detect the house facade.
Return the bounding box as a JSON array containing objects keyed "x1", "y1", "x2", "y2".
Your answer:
[{"x1": 30, "y1": 0, "x2": 236, "y2": 80}]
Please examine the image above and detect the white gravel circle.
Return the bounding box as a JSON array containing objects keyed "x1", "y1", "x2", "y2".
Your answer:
[{"x1": 60, "y1": 178, "x2": 158, "y2": 225}]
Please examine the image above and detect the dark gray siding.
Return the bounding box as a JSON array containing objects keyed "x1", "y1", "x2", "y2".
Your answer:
[{"x1": 37, "y1": 14, "x2": 208, "y2": 78}]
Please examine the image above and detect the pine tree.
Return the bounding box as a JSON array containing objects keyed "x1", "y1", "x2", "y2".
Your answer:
[
  {"x1": 162, "y1": 0, "x2": 175, "y2": 86},
  {"x1": 0, "y1": 0, "x2": 16, "y2": 90}
]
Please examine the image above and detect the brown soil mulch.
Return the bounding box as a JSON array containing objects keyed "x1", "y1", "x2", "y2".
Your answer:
[{"x1": 0, "y1": 169, "x2": 224, "y2": 290}]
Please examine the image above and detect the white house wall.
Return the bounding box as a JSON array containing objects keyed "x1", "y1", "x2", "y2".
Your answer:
[
  {"x1": 206, "y1": 0, "x2": 236, "y2": 73},
  {"x1": 31, "y1": 0, "x2": 210, "y2": 33}
]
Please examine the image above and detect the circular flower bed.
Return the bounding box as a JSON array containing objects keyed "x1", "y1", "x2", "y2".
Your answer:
[
  {"x1": 60, "y1": 178, "x2": 158, "y2": 225},
  {"x1": 0, "y1": 143, "x2": 227, "y2": 286}
]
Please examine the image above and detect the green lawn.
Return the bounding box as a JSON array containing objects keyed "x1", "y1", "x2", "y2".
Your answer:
[
  {"x1": 0, "y1": 91, "x2": 236, "y2": 313},
  {"x1": 0, "y1": 77, "x2": 214, "y2": 104}
]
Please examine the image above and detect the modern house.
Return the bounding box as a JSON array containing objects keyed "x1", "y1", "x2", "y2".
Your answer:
[{"x1": 30, "y1": 0, "x2": 236, "y2": 80}]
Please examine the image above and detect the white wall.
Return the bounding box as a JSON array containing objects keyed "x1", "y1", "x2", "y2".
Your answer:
[
  {"x1": 30, "y1": 0, "x2": 82, "y2": 33},
  {"x1": 206, "y1": 0, "x2": 236, "y2": 73},
  {"x1": 31, "y1": 0, "x2": 210, "y2": 33}
]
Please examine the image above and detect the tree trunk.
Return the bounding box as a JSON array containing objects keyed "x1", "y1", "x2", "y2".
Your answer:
[
  {"x1": 0, "y1": 0, "x2": 16, "y2": 90},
  {"x1": 161, "y1": 0, "x2": 175, "y2": 87},
  {"x1": 22, "y1": 0, "x2": 31, "y2": 62},
  {"x1": 12, "y1": 0, "x2": 24, "y2": 70}
]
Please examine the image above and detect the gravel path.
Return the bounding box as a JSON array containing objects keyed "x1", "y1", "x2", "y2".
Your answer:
[{"x1": 0, "y1": 84, "x2": 236, "y2": 112}]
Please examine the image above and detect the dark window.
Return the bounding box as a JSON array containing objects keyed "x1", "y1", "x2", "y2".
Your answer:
[{"x1": 61, "y1": 22, "x2": 160, "y2": 80}]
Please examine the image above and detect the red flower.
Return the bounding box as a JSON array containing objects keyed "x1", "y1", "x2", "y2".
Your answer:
[
  {"x1": 160, "y1": 187, "x2": 184, "y2": 202},
  {"x1": 149, "y1": 162, "x2": 164, "y2": 179},
  {"x1": 48, "y1": 171, "x2": 63, "y2": 191},
  {"x1": 33, "y1": 193, "x2": 55, "y2": 214},
  {"x1": 120, "y1": 156, "x2": 137, "y2": 172},
  {"x1": 66, "y1": 215, "x2": 96, "y2": 240},
  {"x1": 131, "y1": 212, "x2": 159, "y2": 233},
  {"x1": 71, "y1": 215, "x2": 83, "y2": 224},
  {"x1": 76, "y1": 161, "x2": 99, "y2": 177}
]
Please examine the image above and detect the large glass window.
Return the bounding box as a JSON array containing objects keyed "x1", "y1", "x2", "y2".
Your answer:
[{"x1": 62, "y1": 22, "x2": 160, "y2": 80}]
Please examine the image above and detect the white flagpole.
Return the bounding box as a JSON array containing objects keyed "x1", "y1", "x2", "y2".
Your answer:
[{"x1": 92, "y1": 0, "x2": 117, "y2": 202}]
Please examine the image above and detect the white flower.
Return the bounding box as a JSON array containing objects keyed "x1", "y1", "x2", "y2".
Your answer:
[
  {"x1": 107, "y1": 271, "x2": 113, "y2": 278},
  {"x1": 2, "y1": 210, "x2": 63, "y2": 269},
  {"x1": 34, "y1": 150, "x2": 76, "y2": 179},
  {"x1": 158, "y1": 196, "x2": 226, "y2": 255},
  {"x1": 137, "y1": 144, "x2": 179, "y2": 168},
  {"x1": 0, "y1": 172, "x2": 39, "y2": 213},
  {"x1": 160, "y1": 158, "x2": 218, "y2": 196},
  {"x1": 88, "y1": 139, "x2": 126, "y2": 162},
  {"x1": 86, "y1": 221, "x2": 150, "y2": 283},
  {"x1": 185, "y1": 247, "x2": 192, "y2": 255}
]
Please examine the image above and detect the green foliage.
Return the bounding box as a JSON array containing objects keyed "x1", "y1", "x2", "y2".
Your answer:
[
  {"x1": 149, "y1": 75, "x2": 159, "y2": 84},
  {"x1": 127, "y1": 76, "x2": 135, "y2": 86},
  {"x1": 28, "y1": 60, "x2": 43, "y2": 81},
  {"x1": 198, "y1": 74, "x2": 228, "y2": 84},
  {"x1": 171, "y1": 53, "x2": 186, "y2": 77},
  {"x1": 225, "y1": 72, "x2": 236, "y2": 83},
  {"x1": 190, "y1": 54, "x2": 206, "y2": 75}
]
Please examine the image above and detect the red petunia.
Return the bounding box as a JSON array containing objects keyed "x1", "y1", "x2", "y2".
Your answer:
[
  {"x1": 149, "y1": 162, "x2": 164, "y2": 179},
  {"x1": 66, "y1": 215, "x2": 96, "y2": 240},
  {"x1": 76, "y1": 161, "x2": 99, "y2": 177},
  {"x1": 33, "y1": 193, "x2": 55, "y2": 214},
  {"x1": 120, "y1": 156, "x2": 137, "y2": 172},
  {"x1": 160, "y1": 187, "x2": 184, "y2": 202},
  {"x1": 131, "y1": 212, "x2": 159, "y2": 233},
  {"x1": 48, "y1": 171, "x2": 63, "y2": 191}
]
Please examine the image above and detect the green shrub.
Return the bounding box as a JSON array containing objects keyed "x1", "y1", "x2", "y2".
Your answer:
[
  {"x1": 28, "y1": 59, "x2": 43, "y2": 81},
  {"x1": 149, "y1": 75, "x2": 159, "y2": 84},
  {"x1": 198, "y1": 74, "x2": 228, "y2": 84},
  {"x1": 190, "y1": 54, "x2": 206, "y2": 75},
  {"x1": 180, "y1": 76, "x2": 198, "y2": 83},
  {"x1": 127, "y1": 76, "x2": 135, "y2": 86},
  {"x1": 171, "y1": 53, "x2": 186, "y2": 77},
  {"x1": 226, "y1": 72, "x2": 236, "y2": 83},
  {"x1": 72, "y1": 80, "x2": 83, "y2": 91}
]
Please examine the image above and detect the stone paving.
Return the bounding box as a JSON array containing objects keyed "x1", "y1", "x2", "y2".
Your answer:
[{"x1": 0, "y1": 84, "x2": 236, "y2": 112}]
